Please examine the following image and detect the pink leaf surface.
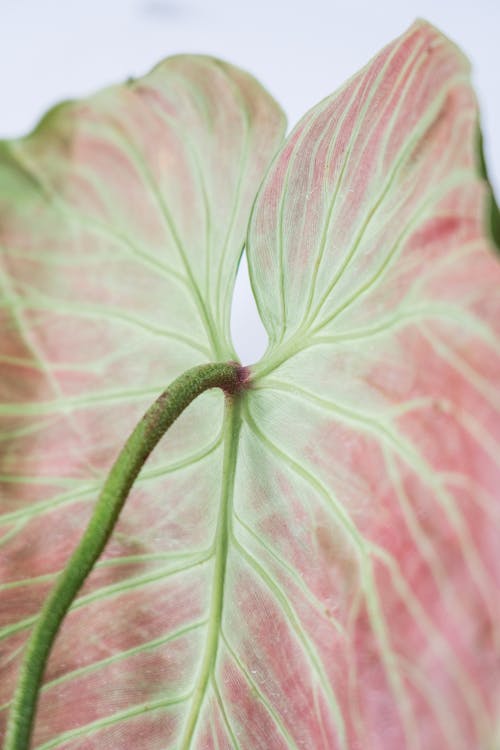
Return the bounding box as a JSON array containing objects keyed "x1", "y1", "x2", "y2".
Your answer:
[
  {"x1": 1, "y1": 19, "x2": 499, "y2": 750},
  {"x1": 246, "y1": 20, "x2": 500, "y2": 750}
]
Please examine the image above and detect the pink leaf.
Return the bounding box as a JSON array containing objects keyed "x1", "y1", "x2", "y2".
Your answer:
[
  {"x1": 246, "y1": 19, "x2": 500, "y2": 749},
  {"x1": 0, "y1": 56, "x2": 285, "y2": 748}
]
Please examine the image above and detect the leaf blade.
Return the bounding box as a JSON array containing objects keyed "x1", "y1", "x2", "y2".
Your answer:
[
  {"x1": 245, "y1": 20, "x2": 500, "y2": 749},
  {"x1": 0, "y1": 56, "x2": 285, "y2": 748}
]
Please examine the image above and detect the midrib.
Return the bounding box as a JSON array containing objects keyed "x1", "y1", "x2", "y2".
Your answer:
[{"x1": 177, "y1": 396, "x2": 242, "y2": 749}]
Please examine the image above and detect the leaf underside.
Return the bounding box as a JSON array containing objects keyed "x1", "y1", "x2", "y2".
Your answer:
[{"x1": 1, "y1": 21, "x2": 499, "y2": 750}]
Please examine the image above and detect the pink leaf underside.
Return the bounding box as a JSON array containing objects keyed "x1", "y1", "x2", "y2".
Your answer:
[
  {"x1": 0, "y1": 55, "x2": 286, "y2": 749},
  {"x1": 246, "y1": 20, "x2": 500, "y2": 750},
  {"x1": 1, "y1": 21, "x2": 499, "y2": 750}
]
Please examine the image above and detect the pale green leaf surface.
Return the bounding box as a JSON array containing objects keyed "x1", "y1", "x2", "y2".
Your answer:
[{"x1": 0, "y1": 56, "x2": 286, "y2": 749}]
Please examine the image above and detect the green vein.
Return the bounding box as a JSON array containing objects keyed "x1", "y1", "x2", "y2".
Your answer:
[
  {"x1": 5, "y1": 141, "x2": 191, "y2": 291},
  {"x1": 232, "y1": 532, "x2": 348, "y2": 750},
  {"x1": 309, "y1": 167, "x2": 472, "y2": 337},
  {"x1": 0, "y1": 572, "x2": 58, "y2": 593},
  {"x1": 392, "y1": 394, "x2": 500, "y2": 466},
  {"x1": 0, "y1": 417, "x2": 57, "y2": 444},
  {"x1": 221, "y1": 628, "x2": 301, "y2": 750},
  {"x1": 0, "y1": 644, "x2": 25, "y2": 674},
  {"x1": 301, "y1": 32, "x2": 427, "y2": 329},
  {"x1": 375, "y1": 548, "x2": 491, "y2": 736},
  {"x1": 0, "y1": 556, "x2": 210, "y2": 642},
  {"x1": 0, "y1": 550, "x2": 208, "y2": 593},
  {"x1": 0, "y1": 486, "x2": 98, "y2": 525},
  {"x1": 402, "y1": 239, "x2": 483, "y2": 301},
  {"x1": 274, "y1": 123, "x2": 297, "y2": 346},
  {"x1": 245, "y1": 99, "x2": 322, "y2": 351},
  {"x1": 74, "y1": 554, "x2": 211, "y2": 611},
  {"x1": 0, "y1": 354, "x2": 90, "y2": 372},
  {"x1": 102, "y1": 122, "x2": 223, "y2": 359},
  {"x1": 309, "y1": 302, "x2": 498, "y2": 353},
  {"x1": 382, "y1": 446, "x2": 453, "y2": 603},
  {"x1": 92, "y1": 62, "x2": 246, "y2": 353},
  {"x1": 0, "y1": 433, "x2": 221, "y2": 530},
  {"x1": 244, "y1": 400, "x2": 424, "y2": 745},
  {"x1": 211, "y1": 672, "x2": 243, "y2": 750},
  {"x1": 0, "y1": 241, "x2": 183, "y2": 277},
  {"x1": 398, "y1": 657, "x2": 469, "y2": 750},
  {"x1": 139, "y1": 430, "x2": 223, "y2": 483},
  {"x1": 12, "y1": 289, "x2": 211, "y2": 357},
  {"x1": 259, "y1": 379, "x2": 497, "y2": 623},
  {"x1": 258, "y1": 103, "x2": 325, "y2": 347},
  {"x1": 177, "y1": 398, "x2": 241, "y2": 749},
  {"x1": 32, "y1": 693, "x2": 191, "y2": 750},
  {"x1": 0, "y1": 520, "x2": 28, "y2": 550},
  {"x1": 137, "y1": 67, "x2": 216, "y2": 319},
  {"x1": 0, "y1": 268, "x2": 99, "y2": 478},
  {"x1": 234, "y1": 511, "x2": 344, "y2": 634},
  {"x1": 298, "y1": 73, "x2": 367, "y2": 327},
  {"x1": 244, "y1": 399, "x2": 366, "y2": 554},
  {"x1": 360, "y1": 558, "x2": 420, "y2": 750},
  {"x1": 422, "y1": 326, "x2": 500, "y2": 410},
  {"x1": 209, "y1": 714, "x2": 222, "y2": 750},
  {"x1": 441, "y1": 472, "x2": 500, "y2": 520},
  {"x1": 210, "y1": 63, "x2": 251, "y2": 341},
  {"x1": 0, "y1": 475, "x2": 86, "y2": 486},
  {"x1": 0, "y1": 385, "x2": 162, "y2": 415},
  {"x1": 304, "y1": 72, "x2": 469, "y2": 331},
  {"x1": 248, "y1": 177, "x2": 478, "y2": 382},
  {"x1": 41, "y1": 619, "x2": 206, "y2": 693}
]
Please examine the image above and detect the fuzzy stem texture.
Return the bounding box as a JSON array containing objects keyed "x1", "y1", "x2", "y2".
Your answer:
[{"x1": 5, "y1": 361, "x2": 245, "y2": 750}]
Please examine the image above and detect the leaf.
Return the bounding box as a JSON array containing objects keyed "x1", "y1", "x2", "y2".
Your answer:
[
  {"x1": 0, "y1": 56, "x2": 285, "y2": 748},
  {"x1": 244, "y1": 20, "x2": 500, "y2": 749},
  {"x1": 1, "y1": 20, "x2": 500, "y2": 750}
]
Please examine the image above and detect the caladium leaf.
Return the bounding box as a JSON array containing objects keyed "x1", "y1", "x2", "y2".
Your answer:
[
  {"x1": 244, "y1": 20, "x2": 500, "y2": 749},
  {"x1": 1, "y1": 19, "x2": 500, "y2": 750},
  {"x1": 0, "y1": 56, "x2": 286, "y2": 748}
]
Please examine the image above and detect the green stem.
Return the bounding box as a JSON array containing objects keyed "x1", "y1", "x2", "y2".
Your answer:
[{"x1": 5, "y1": 361, "x2": 246, "y2": 750}]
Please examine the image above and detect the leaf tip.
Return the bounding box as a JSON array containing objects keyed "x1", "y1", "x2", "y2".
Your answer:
[{"x1": 408, "y1": 17, "x2": 472, "y2": 72}]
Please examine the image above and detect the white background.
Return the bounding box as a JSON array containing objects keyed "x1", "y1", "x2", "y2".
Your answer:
[{"x1": 1, "y1": 0, "x2": 498, "y2": 364}]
